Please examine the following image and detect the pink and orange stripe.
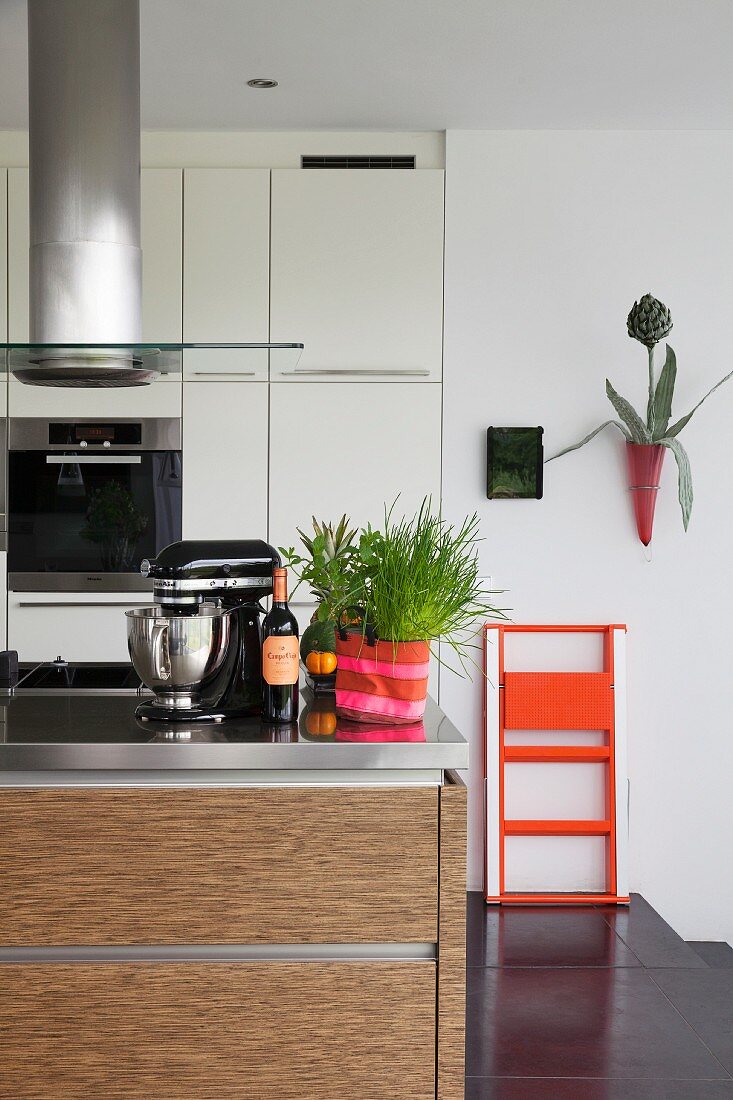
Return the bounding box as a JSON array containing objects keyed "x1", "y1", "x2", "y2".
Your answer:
[{"x1": 335, "y1": 633, "x2": 430, "y2": 724}]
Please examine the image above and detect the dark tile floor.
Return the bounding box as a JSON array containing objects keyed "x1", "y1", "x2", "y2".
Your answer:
[{"x1": 465, "y1": 892, "x2": 733, "y2": 1098}]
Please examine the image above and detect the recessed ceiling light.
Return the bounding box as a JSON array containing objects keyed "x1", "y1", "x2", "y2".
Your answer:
[{"x1": 247, "y1": 78, "x2": 279, "y2": 89}]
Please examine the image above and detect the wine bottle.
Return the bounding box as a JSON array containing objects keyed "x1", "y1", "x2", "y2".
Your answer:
[{"x1": 262, "y1": 567, "x2": 300, "y2": 723}]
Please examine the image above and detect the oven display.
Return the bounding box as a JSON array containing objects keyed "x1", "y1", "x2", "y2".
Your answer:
[
  {"x1": 76, "y1": 424, "x2": 113, "y2": 442},
  {"x1": 48, "y1": 422, "x2": 143, "y2": 446}
]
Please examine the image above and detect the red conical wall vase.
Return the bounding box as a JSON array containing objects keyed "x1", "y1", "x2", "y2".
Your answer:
[{"x1": 626, "y1": 442, "x2": 666, "y2": 546}]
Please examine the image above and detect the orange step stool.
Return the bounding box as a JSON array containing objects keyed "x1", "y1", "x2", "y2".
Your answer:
[{"x1": 484, "y1": 624, "x2": 629, "y2": 905}]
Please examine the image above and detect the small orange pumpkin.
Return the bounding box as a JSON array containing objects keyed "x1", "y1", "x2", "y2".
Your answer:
[{"x1": 305, "y1": 650, "x2": 337, "y2": 676}]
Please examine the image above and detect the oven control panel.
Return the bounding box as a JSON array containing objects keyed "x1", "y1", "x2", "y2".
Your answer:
[{"x1": 48, "y1": 422, "x2": 143, "y2": 446}]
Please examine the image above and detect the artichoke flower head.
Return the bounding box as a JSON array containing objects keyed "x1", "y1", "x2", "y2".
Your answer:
[{"x1": 627, "y1": 293, "x2": 673, "y2": 348}]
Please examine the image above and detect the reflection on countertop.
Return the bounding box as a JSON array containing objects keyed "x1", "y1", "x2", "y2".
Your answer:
[{"x1": 0, "y1": 687, "x2": 467, "y2": 775}]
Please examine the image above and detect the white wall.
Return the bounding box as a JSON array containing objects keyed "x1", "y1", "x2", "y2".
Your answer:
[
  {"x1": 442, "y1": 130, "x2": 733, "y2": 943},
  {"x1": 0, "y1": 130, "x2": 444, "y2": 168}
]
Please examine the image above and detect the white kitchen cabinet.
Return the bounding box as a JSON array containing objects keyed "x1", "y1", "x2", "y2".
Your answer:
[
  {"x1": 268, "y1": 382, "x2": 442, "y2": 553},
  {"x1": 0, "y1": 553, "x2": 6, "y2": 651},
  {"x1": 271, "y1": 382, "x2": 442, "y2": 701},
  {"x1": 9, "y1": 167, "x2": 183, "y2": 345},
  {"x1": 8, "y1": 377, "x2": 182, "y2": 418},
  {"x1": 270, "y1": 170, "x2": 444, "y2": 381},
  {"x1": 6, "y1": 167, "x2": 27, "y2": 343},
  {"x1": 182, "y1": 347, "x2": 268, "y2": 382},
  {"x1": 141, "y1": 168, "x2": 183, "y2": 342},
  {"x1": 182, "y1": 382, "x2": 268, "y2": 540},
  {"x1": 183, "y1": 169, "x2": 270, "y2": 343},
  {"x1": 7, "y1": 592, "x2": 154, "y2": 663},
  {"x1": 0, "y1": 170, "x2": 7, "y2": 342}
]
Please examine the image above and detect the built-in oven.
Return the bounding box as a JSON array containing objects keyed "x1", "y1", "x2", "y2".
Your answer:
[{"x1": 8, "y1": 418, "x2": 182, "y2": 592}]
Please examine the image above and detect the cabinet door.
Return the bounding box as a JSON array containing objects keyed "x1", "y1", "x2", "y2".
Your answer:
[
  {"x1": 141, "y1": 168, "x2": 182, "y2": 342},
  {"x1": 7, "y1": 592, "x2": 154, "y2": 663},
  {"x1": 0, "y1": 170, "x2": 6, "y2": 341},
  {"x1": 0, "y1": 552, "x2": 6, "y2": 651},
  {"x1": 270, "y1": 170, "x2": 444, "y2": 381},
  {"x1": 269, "y1": 382, "x2": 442, "y2": 554},
  {"x1": 7, "y1": 167, "x2": 27, "y2": 342},
  {"x1": 182, "y1": 347, "x2": 268, "y2": 382},
  {"x1": 8, "y1": 377, "x2": 182, "y2": 418},
  {"x1": 183, "y1": 169, "x2": 270, "y2": 342},
  {"x1": 0, "y1": 786, "x2": 438, "y2": 944},
  {"x1": 9, "y1": 168, "x2": 183, "y2": 345},
  {"x1": 0, "y1": 962, "x2": 436, "y2": 1100},
  {"x1": 182, "y1": 381, "x2": 268, "y2": 539}
]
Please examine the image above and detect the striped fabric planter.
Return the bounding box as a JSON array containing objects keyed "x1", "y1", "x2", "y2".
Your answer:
[{"x1": 335, "y1": 633, "x2": 430, "y2": 724}]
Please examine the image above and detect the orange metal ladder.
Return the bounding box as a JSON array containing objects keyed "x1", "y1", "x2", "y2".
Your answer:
[{"x1": 483, "y1": 624, "x2": 629, "y2": 905}]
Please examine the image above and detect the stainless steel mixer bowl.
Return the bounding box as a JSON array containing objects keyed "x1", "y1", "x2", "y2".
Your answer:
[{"x1": 126, "y1": 604, "x2": 231, "y2": 694}]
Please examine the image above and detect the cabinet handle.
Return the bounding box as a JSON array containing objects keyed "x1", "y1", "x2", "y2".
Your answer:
[
  {"x1": 279, "y1": 368, "x2": 431, "y2": 377},
  {"x1": 190, "y1": 371, "x2": 258, "y2": 378}
]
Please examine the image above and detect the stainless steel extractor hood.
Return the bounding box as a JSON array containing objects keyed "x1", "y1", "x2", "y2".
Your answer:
[
  {"x1": 16, "y1": 0, "x2": 149, "y2": 387},
  {"x1": 7, "y1": 0, "x2": 303, "y2": 388}
]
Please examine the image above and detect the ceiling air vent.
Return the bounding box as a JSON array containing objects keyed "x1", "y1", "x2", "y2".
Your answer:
[{"x1": 301, "y1": 155, "x2": 416, "y2": 169}]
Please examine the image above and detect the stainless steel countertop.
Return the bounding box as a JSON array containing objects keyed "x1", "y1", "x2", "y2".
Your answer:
[{"x1": 0, "y1": 689, "x2": 468, "y2": 777}]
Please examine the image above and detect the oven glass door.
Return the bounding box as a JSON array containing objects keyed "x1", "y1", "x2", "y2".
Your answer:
[{"x1": 8, "y1": 451, "x2": 182, "y2": 575}]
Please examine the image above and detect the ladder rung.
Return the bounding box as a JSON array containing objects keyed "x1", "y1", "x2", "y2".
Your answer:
[
  {"x1": 505, "y1": 819, "x2": 611, "y2": 836},
  {"x1": 486, "y1": 893, "x2": 630, "y2": 905},
  {"x1": 504, "y1": 746, "x2": 610, "y2": 764}
]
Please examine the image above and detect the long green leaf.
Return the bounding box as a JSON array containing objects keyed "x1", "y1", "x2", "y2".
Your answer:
[
  {"x1": 658, "y1": 436, "x2": 693, "y2": 530},
  {"x1": 546, "y1": 419, "x2": 630, "y2": 461},
  {"x1": 651, "y1": 345, "x2": 677, "y2": 440},
  {"x1": 605, "y1": 379, "x2": 652, "y2": 443},
  {"x1": 665, "y1": 366, "x2": 733, "y2": 438}
]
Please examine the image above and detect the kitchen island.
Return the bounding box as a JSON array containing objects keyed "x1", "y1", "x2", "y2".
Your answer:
[{"x1": 0, "y1": 687, "x2": 467, "y2": 1100}]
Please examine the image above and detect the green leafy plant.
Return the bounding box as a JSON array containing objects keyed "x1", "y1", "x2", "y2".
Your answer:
[
  {"x1": 280, "y1": 515, "x2": 363, "y2": 623},
  {"x1": 548, "y1": 294, "x2": 733, "y2": 530},
  {"x1": 358, "y1": 499, "x2": 506, "y2": 673}
]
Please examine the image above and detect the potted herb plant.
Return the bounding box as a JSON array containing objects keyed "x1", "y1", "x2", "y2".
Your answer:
[
  {"x1": 549, "y1": 294, "x2": 733, "y2": 544},
  {"x1": 335, "y1": 500, "x2": 503, "y2": 724}
]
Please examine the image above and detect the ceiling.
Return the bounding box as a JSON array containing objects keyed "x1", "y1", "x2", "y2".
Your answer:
[{"x1": 1, "y1": 0, "x2": 732, "y2": 130}]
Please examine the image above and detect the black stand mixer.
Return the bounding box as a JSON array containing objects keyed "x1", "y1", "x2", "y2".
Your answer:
[{"x1": 126, "y1": 540, "x2": 280, "y2": 722}]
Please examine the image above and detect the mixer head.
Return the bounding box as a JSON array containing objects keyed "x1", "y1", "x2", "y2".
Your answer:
[{"x1": 141, "y1": 539, "x2": 280, "y2": 613}]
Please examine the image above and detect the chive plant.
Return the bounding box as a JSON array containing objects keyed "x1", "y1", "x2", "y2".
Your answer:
[{"x1": 361, "y1": 499, "x2": 505, "y2": 673}]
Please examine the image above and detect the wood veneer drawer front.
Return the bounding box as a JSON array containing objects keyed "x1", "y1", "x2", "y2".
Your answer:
[
  {"x1": 0, "y1": 787, "x2": 438, "y2": 945},
  {"x1": 0, "y1": 961, "x2": 436, "y2": 1100}
]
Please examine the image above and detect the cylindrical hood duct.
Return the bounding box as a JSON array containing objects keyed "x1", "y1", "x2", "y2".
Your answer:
[{"x1": 23, "y1": 0, "x2": 150, "y2": 386}]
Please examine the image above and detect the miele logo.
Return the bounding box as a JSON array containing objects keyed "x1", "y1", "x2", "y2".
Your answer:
[{"x1": 86, "y1": 576, "x2": 103, "y2": 582}]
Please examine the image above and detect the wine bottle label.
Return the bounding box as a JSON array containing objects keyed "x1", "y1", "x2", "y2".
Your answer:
[{"x1": 262, "y1": 636, "x2": 299, "y2": 685}]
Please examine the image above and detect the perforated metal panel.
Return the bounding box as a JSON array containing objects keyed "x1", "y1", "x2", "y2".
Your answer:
[{"x1": 503, "y1": 672, "x2": 614, "y2": 730}]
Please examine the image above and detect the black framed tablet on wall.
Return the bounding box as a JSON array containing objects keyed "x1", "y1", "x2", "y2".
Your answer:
[{"x1": 486, "y1": 427, "x2": 544, "y2": 499}]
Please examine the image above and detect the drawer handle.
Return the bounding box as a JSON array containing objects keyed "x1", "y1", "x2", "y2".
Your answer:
[
  {"x1": 279, "y1": 368, "x2": 431, "y2": 377},
  {"x1": 190, "y1": 371, "x2": 257, "y2": 377},
  {"x1": 16, "y1": 601, "x2": 146, "y2": 608},
  {"x1": 45, "y1": 456, "x2": 142, "y2": 465}
]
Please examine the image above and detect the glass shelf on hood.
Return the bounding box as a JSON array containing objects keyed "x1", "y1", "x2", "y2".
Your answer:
[{"x1": 0, "y1": 343, "x2": 304, "y2": 384}]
